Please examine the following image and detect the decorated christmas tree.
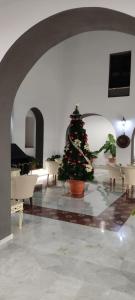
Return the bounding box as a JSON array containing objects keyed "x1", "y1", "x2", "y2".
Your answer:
[{"x1": 58, "y1": 106, "x2": 94, "y2": 182}]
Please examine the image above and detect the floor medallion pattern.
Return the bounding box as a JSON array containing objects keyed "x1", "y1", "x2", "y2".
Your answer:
[{"x1": 24, "y1": 191, "x2": 135, "y2": 232}]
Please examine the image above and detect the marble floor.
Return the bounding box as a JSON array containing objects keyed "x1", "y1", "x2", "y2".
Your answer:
[
  {"x1": 24, "y1": 170, "x2": 135, "y2": 231},
  {"x1": 1, "y1": 169, "x2": 135, "y2": 299},
  {"x1": 33, "y1": 182, "x2": 123, "y2": 217}
]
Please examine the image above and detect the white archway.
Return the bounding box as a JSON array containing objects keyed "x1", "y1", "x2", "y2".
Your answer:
[{"x1": 1, "y1": 7, "x2": 135, "y2": 240}]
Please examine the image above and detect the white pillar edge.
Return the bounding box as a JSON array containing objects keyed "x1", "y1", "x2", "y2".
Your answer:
[{"x1": 0, "y1": 234, "x2": 13, "y2": 247}]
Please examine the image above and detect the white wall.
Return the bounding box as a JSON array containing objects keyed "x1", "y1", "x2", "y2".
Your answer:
[
  {"x1": 57, "y1": 31, "x2": 135, "y2": 165},
  {"x1": 84, "y1": 116, "x2": 116, "y2": 165},
  {"x1": 0, "y1": 0, "x2": 135, "y2": 62},
  {"x1": 12, "y1": 31, "x2": 135, "y2": 165},
  {"x1": 12, "y1": 42, "x2": 65, "y2": 159}
]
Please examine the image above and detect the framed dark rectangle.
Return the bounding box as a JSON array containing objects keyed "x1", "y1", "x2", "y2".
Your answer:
[{"x1": 108, "y1": 51, "x2": 131, "y2": 98}]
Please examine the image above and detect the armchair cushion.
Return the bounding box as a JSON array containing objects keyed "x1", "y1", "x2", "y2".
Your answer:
[{"x1": 11, "y1": 175, "x2": 38, "y2": 200}]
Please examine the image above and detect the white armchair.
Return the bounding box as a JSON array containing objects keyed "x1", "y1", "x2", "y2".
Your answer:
[
  {"x1": 107, "y1": 165, "x2": 124, "y2": 185},
  {"x1": 11, "y1": 174, "x2": 38, "y2": 228},
  {"x1": 11, "y1": 200, "x2": 23, "y2": 229},
  {"x1": 11, "y1": 175, "x2": 38, "y2": 206},
  {"x1": 122, "y1": 166, "x2": 135, "y2": 192},
  {"x1": 45, "y1": 161, "x2": 60, "y2": 185}
]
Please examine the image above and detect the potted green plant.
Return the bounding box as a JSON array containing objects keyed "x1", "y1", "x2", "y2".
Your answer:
[
  {"x1": 58, "y1": 106, "x2": 94, "y2": 197},
  {"x1": 47, "y1": 154, "x2": 61, "y2": 161},
  {"x1": 101, "y1": 133, "x2": 116, "y2": 163}
]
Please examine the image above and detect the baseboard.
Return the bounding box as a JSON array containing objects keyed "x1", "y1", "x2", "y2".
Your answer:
[{"x1": 0, "y1": 233, "x2": 13, "y2": 247}]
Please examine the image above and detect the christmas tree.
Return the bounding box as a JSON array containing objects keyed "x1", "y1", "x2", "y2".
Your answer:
[{"x1": 58, "y1": 106, "x2": 94, "y2": 181}]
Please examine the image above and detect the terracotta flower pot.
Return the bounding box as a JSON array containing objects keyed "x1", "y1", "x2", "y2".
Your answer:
[
  {"x1": 108, "y1": 157, "x2": 116, "y2": 164},
  {"x1": 68, "y1": 179, "x2": 84, "y2": 197}
]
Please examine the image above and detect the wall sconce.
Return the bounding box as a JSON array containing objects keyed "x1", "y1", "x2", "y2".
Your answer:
[
  {"x1": 116, "y1": 116, "x2": 130, "y2": 148},
  {"x1": 121, "y1": 117, "x2": 126, "y2": 132}
]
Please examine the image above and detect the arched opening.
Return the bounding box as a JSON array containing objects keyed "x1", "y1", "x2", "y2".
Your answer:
[
  {"x1": 25, "y1": 110, "x2": 36, "y2": 151},
  {"x1": 25, "y1": 107, "x2": 44, "y2": 168},
  {"x1": 31, "y1": 107, "x2": 44, "y2": 167},
  {"x1": 82, "y1": 114, "x2": 116, "y2": 165},
  {"x1": 1, "y1": 7, "x2": 135, "y2": 239}
]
